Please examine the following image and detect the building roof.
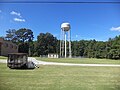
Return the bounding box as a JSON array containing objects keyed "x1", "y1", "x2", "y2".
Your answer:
[{"x1": 8, "y1": 53, "x2": 28, "y2": 55}]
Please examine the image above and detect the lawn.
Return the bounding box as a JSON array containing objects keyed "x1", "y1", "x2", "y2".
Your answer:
[
  {"x1": 35, "y1": 57, "x2": 120, "y2": 64},
  {"x1": 0, "y1": 63, "x2": 120, "y2": 90},
  {"x1": 0, "y1": 56, "x2": 7, "y2": 60}
]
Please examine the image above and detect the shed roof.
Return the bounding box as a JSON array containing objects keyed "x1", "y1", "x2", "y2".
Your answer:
[{"x1": 8, "y1": 53, "x2": 27, "y2": 55}]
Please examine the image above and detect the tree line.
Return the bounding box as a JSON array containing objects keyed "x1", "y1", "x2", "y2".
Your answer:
[
  {"x1": 3, "y1": 28, "x2": 120, "y2": 60},
  {"x1": 72, "y1": 38, "x2": 120, "y2": 59}
]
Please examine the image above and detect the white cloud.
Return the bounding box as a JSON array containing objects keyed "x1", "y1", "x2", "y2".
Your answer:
[
  {"x1": 14, "y1": 18, "x2": 25, "y2": 22},
  {"x1": 10, "y1": 11, "x2": 26, "y2": 22},
  {"x1": 110, "y1": 26, "x2": 120, "y2": 32},
  {"x1": 10, "y1": 11, "x2": 21, "y2": 17}
]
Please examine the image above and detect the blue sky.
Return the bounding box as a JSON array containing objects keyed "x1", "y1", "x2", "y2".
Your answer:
[{"x1": 0, "y1": 0, "x2": 120, "y2": 41}]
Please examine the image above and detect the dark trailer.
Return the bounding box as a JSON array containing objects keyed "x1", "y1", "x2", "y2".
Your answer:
[{"x1": 7, "y1": 53, "x2": 29, "y2": 69}]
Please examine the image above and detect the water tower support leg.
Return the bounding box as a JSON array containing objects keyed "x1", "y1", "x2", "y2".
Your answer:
[
  {"x1": 68, "y1": 30, "x2": 71, "y2": 58},
  {"x1": 65, "y1": 32, "x2": 67, "y2": 58}
]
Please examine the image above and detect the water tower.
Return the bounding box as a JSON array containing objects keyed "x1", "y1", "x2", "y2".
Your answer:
[{"x1": 60, "y1": 23, "x2": 71, "y2": 58}]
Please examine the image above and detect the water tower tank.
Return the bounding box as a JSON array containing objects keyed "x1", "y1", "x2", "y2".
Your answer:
[{"x1": 61, "y1": 23, "x2": 70, "y2": 31}]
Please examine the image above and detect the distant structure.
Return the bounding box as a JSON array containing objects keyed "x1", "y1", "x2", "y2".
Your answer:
[
  {"x1": 7, "y1": 53, "x2": 28, "y2": 69},
  {"x1": 0, "y1": 38, "x2": 18, "y2": 56},
  {"x1": 7, "y1": 53, "x2": 39, "y2": 69},
  {"x1": 48, "y1": 53, "x2": 59, "y2": 58},
  {"x1": 60, "y1": 23, "x2": 71, "y2": 58}
]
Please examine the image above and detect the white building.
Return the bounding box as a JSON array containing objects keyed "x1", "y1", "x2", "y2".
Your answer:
[{"x1": 48, "y1": 53, "x2": 59, "y2": 58}]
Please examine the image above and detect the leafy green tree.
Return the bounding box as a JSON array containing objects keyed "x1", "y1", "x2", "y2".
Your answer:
[
  {"x1": 18, "y1": 43, "x2": 29, "y2": 53},
  {"x1": 36, "y1": 32, "x2": 58, "y2": 56},
  {"x1": 15, "y1": 28, "x2": 34, "y2": 55},
  {"x1": 72, "y1": 41, "x2": 80, "y2": 56},
  {"x1": 5, "y1": 29, "x2": 16, "y2": 41},
  {"x1": 107, "y1": 49, "x2": 120, "y2": 59},
  {"x1": 15, "y1": 28, "x2": 34, "y2": 43}
]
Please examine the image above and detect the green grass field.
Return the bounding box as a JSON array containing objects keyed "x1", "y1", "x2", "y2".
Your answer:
[
  {"x1": 35, "y1": 57, "x2": 120, "y2": 64},
  {"x1": 0, "y1": 63, "x2": 120, "y2": 90},
  {"x1": 0, "y1": 56, "x2": 7, "y2": 60}
]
